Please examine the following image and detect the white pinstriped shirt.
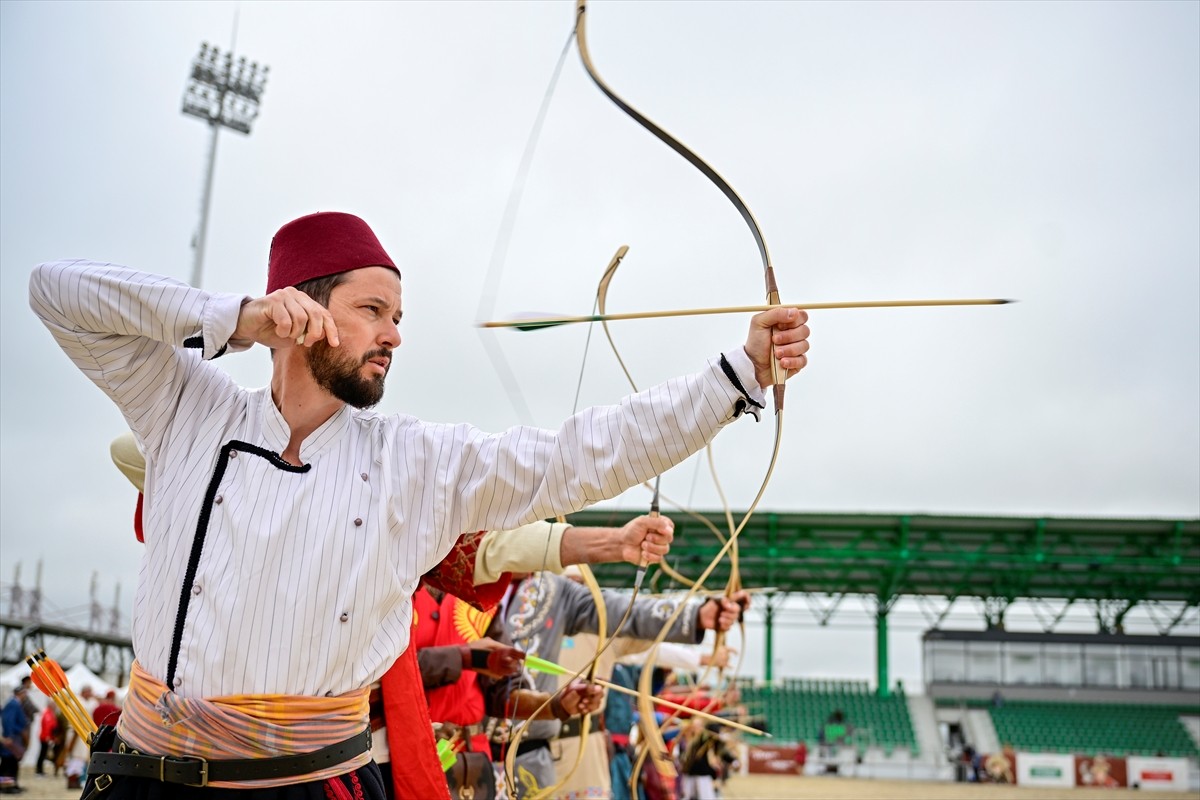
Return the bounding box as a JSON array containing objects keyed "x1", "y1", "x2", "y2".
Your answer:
[{"x1": 29, "y1": 260, "x2": 764, "y2": 700}]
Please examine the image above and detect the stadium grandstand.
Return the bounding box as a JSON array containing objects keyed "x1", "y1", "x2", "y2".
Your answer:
[{"x1": 575, "y1": 510, "x2": 1200, "y2": 792}]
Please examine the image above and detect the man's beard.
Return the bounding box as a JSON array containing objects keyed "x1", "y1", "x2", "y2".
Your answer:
[{"x1": 306, "y1": 342, "x2": 389, "y2": 409}]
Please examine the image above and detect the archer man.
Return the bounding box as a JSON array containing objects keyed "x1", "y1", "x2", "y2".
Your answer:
[{"x1": 29, "y1": 211, "x2": 809, "y2": 798}]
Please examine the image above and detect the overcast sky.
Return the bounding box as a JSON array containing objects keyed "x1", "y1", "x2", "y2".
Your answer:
[{"x1": 1, "y1": 1, "x2": 1197, "y2": 686}]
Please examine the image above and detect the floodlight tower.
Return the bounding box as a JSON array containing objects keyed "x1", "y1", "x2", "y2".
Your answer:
[{"x1": 181, "y1": 42, "x2": 269, "y2": 287}]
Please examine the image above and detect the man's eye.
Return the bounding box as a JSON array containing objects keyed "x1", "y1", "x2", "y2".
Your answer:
[{"x1": 364, "y1": 305, "x2": 379, "y2": 314}]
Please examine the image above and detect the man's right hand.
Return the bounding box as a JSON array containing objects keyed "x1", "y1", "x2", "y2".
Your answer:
[
  {"x1": 617, "y1": 514, "x2": 675, "y2": 566},
  {"x1": 232, "y1": 287, "x2": 340, "y2": 350}
]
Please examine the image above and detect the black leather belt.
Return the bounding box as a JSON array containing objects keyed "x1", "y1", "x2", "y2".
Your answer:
[
  {"x1": 513, "y1": 738, "x2": 551, "y2": 758},
  {"x1": 88, "y1": 728, "x2": 371, "y2": 787},
  {"x1": 559, "y1": 714, "x2": 605, "y2": 739}
]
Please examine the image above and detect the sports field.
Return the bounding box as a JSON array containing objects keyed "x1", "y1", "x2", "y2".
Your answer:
[
  {"x1": 13, "y1": 769, "x2": 1198, "y2": 799},
  {"x1": 721, "y1": 774, "x2": 1197, "y2": 800}
]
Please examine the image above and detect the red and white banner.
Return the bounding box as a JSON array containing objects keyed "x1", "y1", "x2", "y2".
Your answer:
[
  {"x1": 1126, "y1": 757, "x2": 1190, "y2": 792},
  {"x1": 745, "y1": 745, "x2": 804, "y2": 775}
]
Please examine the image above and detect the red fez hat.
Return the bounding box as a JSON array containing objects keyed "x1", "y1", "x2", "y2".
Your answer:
[{"x1": 267, "y1": 212, "x2": 399, "y2": 294}]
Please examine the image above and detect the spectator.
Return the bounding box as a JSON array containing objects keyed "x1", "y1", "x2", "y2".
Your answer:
[
  {"x1": 36, "y1": 704, "x2": 59, "y2": 776},
  {"x1": 961, "y1": 744, "x2": 983, "y2": 782},
  {"x1": 823, "y1": 709, "x2": 849, "y2": 747},
  {"x1": 92, "y1": 690, "x2": 121, "y2": 729},
  {"x1": 0, "y1": 685, "x2": 31, "y2": 794},
  {"x1": 16, "y1": 680, "x2": 36, "y2": 729}
]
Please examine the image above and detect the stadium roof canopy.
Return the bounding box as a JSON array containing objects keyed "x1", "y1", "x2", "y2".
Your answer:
[
  {"x1": 574, "y1": 511, "x2": 1200, "y2": 607},
  {"x1": 570, "y1": 510, "x2": 1200, "y2": 691}
]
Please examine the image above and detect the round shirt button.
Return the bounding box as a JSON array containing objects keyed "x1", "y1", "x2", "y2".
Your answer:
[
  {"x1": 354, "y1": 518, "x2": 363, "y2": 527},
  {"x1": 214, "y1": 495, "x2": 223, "y2": 505},
  {"x1": 228, "y1": 451, "x2": 237, "y2": 459},
  {"x1": 361, "y1": 473, "x2": 368, "y2": 481},
  {"x1": 325, "y1": 691, "x2": 334, "y2": 697},
  {"x1": 173, "y1": 677, "x2": 182, "y2": 688},
  {"x1": 192, "y1": 585, "x2": 202, "y2": 595},
  {"x1": 340, "y1": 612, "x2": 349, "y2": 622}
]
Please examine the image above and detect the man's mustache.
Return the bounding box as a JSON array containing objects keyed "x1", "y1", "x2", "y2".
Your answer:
[{"x1": 363, "y1": 349, "x2": 392, "y2": 368}]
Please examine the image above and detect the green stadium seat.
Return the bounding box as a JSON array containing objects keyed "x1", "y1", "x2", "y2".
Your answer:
[{"x1": 982, "y1": 700, "x2": 1200, "y2": 759}]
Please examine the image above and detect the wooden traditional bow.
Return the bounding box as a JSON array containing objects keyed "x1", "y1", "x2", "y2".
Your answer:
[{"x1": 572, "y1": 1, "x2": 793, "y2": 793}]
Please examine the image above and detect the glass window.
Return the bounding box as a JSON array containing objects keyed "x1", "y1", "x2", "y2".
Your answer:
[
  {"x1": 965, "y1": 641, "x2": 1001, "y2": 683},
  {"x1": 1150, "y1": 650, "x2": 1180, "y2": 690},
  {"x1": 928, "y1": 640, "x2": 966, "y2": 683},
  {"x1": 1042, "y1": 643, "x2": 1082, "y2": 685},
  {"x1": 1084, "y1": 644, "x2": 1120, "y2": 687},
  {"x1": 1125, "y1": 647, "x2": 1154, "y2": 688},
  {"x1": 1181, "y1": 649, "x2": 1200, "y2": 691},
  {"x1": 1004, "y1": 642, "x2": 1042, "y2": 685}
]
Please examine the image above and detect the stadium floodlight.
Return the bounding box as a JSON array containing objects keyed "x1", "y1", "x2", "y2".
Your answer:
[{"x1": 182, "y1": 41, "x2": 269, "y2": 287}]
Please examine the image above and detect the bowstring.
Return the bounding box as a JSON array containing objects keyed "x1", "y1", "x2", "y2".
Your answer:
[
  {"x1": 474, "y1": 24, "x2": 576, "y2": 786},
  {"x1": 475, "y1": 26, "x2": 577, "y2": 424}
]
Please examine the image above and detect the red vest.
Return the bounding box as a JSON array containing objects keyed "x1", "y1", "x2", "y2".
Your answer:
[
  {"x1": 413, "y1": 587, "x2": 496, "y2": 754},
  {"x1": 385, "y1": 531, "x2": 511, "y2": 800}
]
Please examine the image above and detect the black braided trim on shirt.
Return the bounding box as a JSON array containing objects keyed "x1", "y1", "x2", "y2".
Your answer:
[{"x1": 165, "y1": 440, "x2": 311, "y2": 688}]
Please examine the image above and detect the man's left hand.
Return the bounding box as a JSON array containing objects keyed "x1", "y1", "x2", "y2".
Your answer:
[
  {"x1": 744, "y1": 307, "x2": 810, "y2": 390},
  {"x1": 618, "y1": 514, "x2": 675, "y2": 566},
  {"x1": 698, "y1": 590, "x2": 751, "y2": 632}
]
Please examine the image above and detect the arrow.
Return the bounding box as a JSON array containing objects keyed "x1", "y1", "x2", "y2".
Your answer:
[
  {"x1": 482, "y1": 298, "x2": 1014, "y2": 330},
  {"x1": 26, "y1": 651, "x2": 97, "y2": 743}
]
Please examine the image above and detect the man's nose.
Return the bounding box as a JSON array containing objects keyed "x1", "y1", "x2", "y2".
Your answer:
[{"x1": 379, "y1": 321, "x2": 400, "y2": 348}]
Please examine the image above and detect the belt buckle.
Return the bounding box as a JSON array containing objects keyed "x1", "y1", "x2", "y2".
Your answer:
[
  {"x1": 163, "y1": 755, "x2": 209, "y2": 787},
  {"x1": 183, "y1": 756, "x2": 209, "y2": 788}
]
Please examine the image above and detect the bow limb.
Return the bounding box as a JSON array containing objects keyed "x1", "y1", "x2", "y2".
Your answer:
[{"x1": 574, "y1": 0, "x2": 785, "y2": 414}]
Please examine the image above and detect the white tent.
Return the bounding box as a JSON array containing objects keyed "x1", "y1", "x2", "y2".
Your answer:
[
  {"x1": 63, "y1": 663, "x2": 119, "y2": 700},
  {"x1": 0, "y1": 662, "x2": 33, "y2": 695}
]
